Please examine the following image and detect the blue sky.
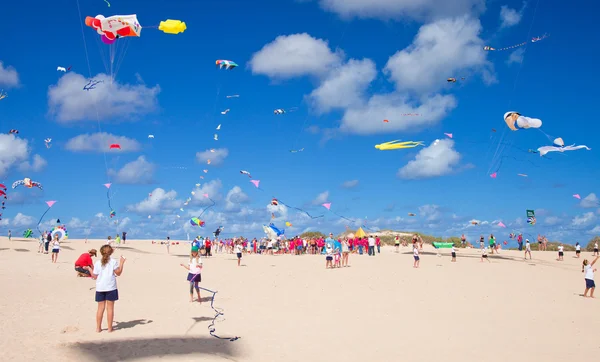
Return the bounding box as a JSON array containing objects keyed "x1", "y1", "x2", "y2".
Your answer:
[{"x1": 1, "y1": 0, "x2": 599, "y2": 242}]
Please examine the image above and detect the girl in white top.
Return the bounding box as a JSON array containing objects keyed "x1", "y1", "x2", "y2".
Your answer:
[
  {"x1": 180, "y1": 249, "x2": 203, "y2": 302},
  {"x1": 234, "y1": 242, "x2": 243, "y2": 266},
  {"x1": 413, "y1": 245, "x2": 420, "y2": 268},
  {"x1": 594, "y1": 242, "x2": 599, "y2": 256},
  {"x1": 582, "y1": 256, "x2": 599, "y2": 298},
  {"x1": 557, "y1": 244, "x2": 564, "y2": 261},
  {"x1": 575, "y1": 242, "x2": 581, "y2": 258},
  {"x1": 92, "y1": 245, "x2": 126, "y2": 333},
  {"x1": 524, "y1": 240, "x2": 532, "y2": 260},
  {"x1": 325, "y1": 245, "x2": 333, "y2": 269},
  {"x1": 481, "y1": 247, "x2": 490, "y2": 263},
  {"x1": 51, "y1": 235, "x2": 60, "y2": 263},
  {"x1": 451, "y1": 246, "x2": 457, "y2": 262},
  {"x1": 341, "y1": 239, "x2": 350, "y2": 267}
]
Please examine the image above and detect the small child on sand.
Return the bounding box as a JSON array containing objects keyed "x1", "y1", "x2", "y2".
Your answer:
[
  {"x1": 51, "y1": 235, "x2": 60, "y2": 263},
  {"x1": 92, "y1": 245, "x2": 126, "y2": 332},
  {"x1": 582, "y1": 256, "x2": 599, "y2": 298},
  {"x1": 451, "y1": 245, "x2": 457, "y2": 262},
  {"x1": 557, "y1": 244, "x2": 564, "y2": 261},
  {"x1": 575, "y1": 242, "x2": 581, "y2": 258},
  {"x1": 180, "y1": 249, "x2": 202, "y2": 302},
  {"x1": 325, "y1": 245, "x2": 333, "y2": 269},
  {"x1": 481, "y1": 247, "x2": 490, "y2": 262},
  {"x1": 235, "y1": 241, "x2": 243, "y2": 266},
  {"x1": 524, "y1": 239, "x2": 532, "y2": 260},
  {"x1": 413, "y1": 244, "x2": 420, "y2": 268}
]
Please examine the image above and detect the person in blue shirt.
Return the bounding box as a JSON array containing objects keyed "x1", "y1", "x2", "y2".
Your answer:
[
  {"x1": 191, "y1": 237, "x2": 201, "y2": 251},
  {"x1": 325, "y1": 233, "x2": 335, "y2": 250}
]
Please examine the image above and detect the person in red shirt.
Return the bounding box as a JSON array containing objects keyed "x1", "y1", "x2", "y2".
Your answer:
[
  {"x1": 205, "y1": 238, "x2": 212, "y2": 257},
  {"x1": 376, "y1": 236, "x2": 381, "y2": 254},
  {"x1": 75, "y1": 249, "x2": 97, "y2": 277}
]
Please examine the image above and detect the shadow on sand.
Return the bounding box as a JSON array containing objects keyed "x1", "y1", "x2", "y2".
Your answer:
[
  {"x1": 13, "y1": 248, "x2": 29, "y2": 252},
  {"x1": 113, "y1": 319, "x2": 153, "y2": 331},
  {"x1": 69, "y1": 336, "x2": 239, "y2": 362},
  {"x1": 115, "y1": 246, "x2": 152, "y2": 254}
]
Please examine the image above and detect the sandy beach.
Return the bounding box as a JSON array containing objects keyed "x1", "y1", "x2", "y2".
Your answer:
[{"x1": 0, "y1": 236, "x2": 598, "y2": 362}]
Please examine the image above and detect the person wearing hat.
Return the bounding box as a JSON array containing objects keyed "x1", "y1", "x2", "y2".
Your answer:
[
  {"x1": 75, "y1": 249, "x2": 97, "y2": 277},
  {"x1": 524, "y1": 239, "x2": 532, "y2": 260},
  {"x1": 503, "y1": 111, "x2": 542, "y2": 131}
]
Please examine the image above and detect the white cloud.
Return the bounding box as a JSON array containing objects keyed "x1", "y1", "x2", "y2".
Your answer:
[
  {"x1": 0, "y1": 61, "x2": 19, "y2": 88},
  {"x1": 589, "y1": 226, "x2": 600, "y2": 235},
  {"x1": 249, "y1": 33, "x2": 343, "y2": 79},
  {"x1": 384, "y1": 16, "x2": 493, "y2": 95},
  {"x1": 580, "y1": 193, "x2": 599, "y2": 208},
  {"x1": 196, "y1": 148, "x2": 228, "y2": 166},
  {"x1": 419, "y1": 204, "x2": 442, "y2": 222},
  {"x1": 128, "y1": 188, "x2": 180, "y2": 214},
  {"x1": 12, "y1": 213, "x2": 36, "y2": 227},
  {"x1": 315, "y1": 0, "x2": 485, "y2": 21},
  {"x1": 307, "y1": 59, "x2": 376, "y2": 113},
  {"x1": 18, "y1": 154, "x2": 47, "y2": 173},
  {"x1": 341, "y1": 180, "x2": 359, "y2": 189},
  {"x1": 224, "y1": 186, "x2": 250, "y2": 211},
  {"x1": 544, "y1": 216, "x2": 562, "y2": 226},
  {"x1": 499, "y1": 4, "x2": 524, "y2": 28},
  {"x1": 506, "y1": 48, "x2": 525, "y2": 65},
  {"x1": 397, "y1": 139, "x2": 461, "y2": 179},
  {"x1": 572, "y1": 212, "x2": 596, "y2": 227},
  {"x1": 65, "y1": 132, "x2": 142, "y2": 153},
  {"x1": 191, "y1": 180, "x2": 223, "y2": 205},
  {"x1": 108, "y1": 156, "x2": 155, "y2": 184},
  {"x1": 47, "y1": 72, "x2": 160, "y2": 123},
  {"x1": 312, "y1": 191, "x2": 330, "y2": 205},
  {"x1": 0, "y1": 134, "x2": 36, "y2": 177}
]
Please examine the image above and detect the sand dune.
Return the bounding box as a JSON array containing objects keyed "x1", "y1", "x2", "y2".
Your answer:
[{"x1": 0, "y1": 236, "x2": 598, "y2": 361}]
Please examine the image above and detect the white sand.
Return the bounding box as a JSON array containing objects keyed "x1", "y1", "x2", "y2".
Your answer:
[{"x1": 0, "y1": 236, "x2": 598, "y2": 361}]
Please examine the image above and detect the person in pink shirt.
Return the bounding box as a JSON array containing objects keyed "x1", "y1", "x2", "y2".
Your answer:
[{"x1": 375, "y1": 236, "x2": 381, "y2": 254}]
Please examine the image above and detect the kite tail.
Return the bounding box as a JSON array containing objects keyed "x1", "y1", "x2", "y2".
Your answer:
[
  {"x1": 278, "y1": 199, "x2": 324, "y2": 219},
  {"x1": 196, "y1": 286, "x2": 239, "y2": 342},
  {"x1": 107, "y1": 188, "x2": 113, "y2": 211},
  {"x1": 36, "y1": 206, "x2": 52, "y2": 236},
  {"x1": 332, "y1": 211, "x2": 355, "y2": 223},
  {"x1": 198, "y1": 198, "x2": 216, "y2": 217}
]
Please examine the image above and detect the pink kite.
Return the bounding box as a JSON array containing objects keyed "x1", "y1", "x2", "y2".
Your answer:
[
  {"x1": 490, "y1": 173, "x2": 497, "y2": 178},
  {"x1": 250, "y1": 180, "x2": 260, "y2": 188},
  {"x1": 322, "y1": 203, "x2": 331, "y2": 210},
  {"x1": 45, "y1": 200, "x2": 57, "y2": 208},
  {"x1": 203, "y1": 193, "x2": 209, "y2": 198},
  {"x1": 498, "y1": 222, "x2": 506, "y2": 228},
  {"x1": 573, "y1": 194, "x2": 581, "y2": 199},
  {"x1": 444, "y1": 133, "x2": 453, "y2": 138},
  {"x1": 103, "y1": 183, "x2": 112, "y2": 189}
]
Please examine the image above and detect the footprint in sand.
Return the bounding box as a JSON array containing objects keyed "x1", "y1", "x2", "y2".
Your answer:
[{"x1": 61, "y1": 326, "x2": 79, "y2": 334}]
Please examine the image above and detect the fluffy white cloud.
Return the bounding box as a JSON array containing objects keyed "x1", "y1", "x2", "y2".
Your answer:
[
  {"x1": 127, "y1": 188, "x2": 180, "y2": 214},
  {"x1": 397, "y1": 139, "x2": 461, "y2": 179},
  {"x1": 307, "y1": 59, "x2": 376, "y2": 113},
  {"x1": 249, "y1": 33, "x2": 343, "y2": 79},
  {"x1": 506, "y1": 48, "x2": 525, "y2": 65},
  {"x1": 419, "y1": 204, "x2": 442, "y2": 222},
  {"x1": 191, "y1": 180, "x2": 223, "y2": 205},
  {"x1": 47, "y1": 72, "x2": 160, "y2": 122},
  {"x1": 341, "y1": 180, "x2": 359, "y2": 189},
  {"x1": 589, "y1": 226, "x2": 600, "y2": 235},
  {"x1": 0, "y1": 134, "x2": 37, "y2": 177},
  {"x1": 108, "y1": 156, "x2": 155, "y2": 184},
  {"x1": 0, "y1": 61, "x2": 19, "y2": 87},
  {"x1": 18, "y1": 154, "x2": 47, "y2": 173},
  {"x1": 499, "y1": 4, "x2": 524, "y2": 28},
  {"x1": 572, "y1": 212, "x2": 596, "y2": 227},
  {"x1": 224, "y1": 186, "x2": 250, "y2": 211},
  {"x1": 196, "y1": 148, "x2": 228, "y2": 166},
  {"x1": 314, "y1": 0, "x2": 485, "y2": 21},
  {"x1": 312, "y1": 191, "x2": 330, "y2": 205},
  {"x1": 580, "y1": 193, "x2": 599, "y2": 208},
  {"x1": 385, "y1": 16, "x2": 493, "y2": 95},
  {"x1": 12, "y1": 213, "x2": 36, "y2": 227},
  {"x1": 65, "y1": 132, "x2": 141, "y2": 153},
  {"x1": 544, "y1": 216, "x2": 562, "y2": 226}
]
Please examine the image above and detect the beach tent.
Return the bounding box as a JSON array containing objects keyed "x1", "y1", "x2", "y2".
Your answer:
[{"x1": 355, "y1": 227, "x2": 366, "y2": 238}]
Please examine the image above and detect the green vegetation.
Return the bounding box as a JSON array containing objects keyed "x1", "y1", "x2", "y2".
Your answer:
[
  {"x1": 299, "y1": 231, "x2": 325, "y2": 239},
  {"x1": 585, "y1": 236, "x2": 600, "y2": 252}
]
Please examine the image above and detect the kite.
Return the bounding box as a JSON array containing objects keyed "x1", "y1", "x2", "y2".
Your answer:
[
  {"x1": 214, "y1": 134, "x2": 218, "y2": 140},
  {"x1": 12, "y1": 178, "x2": 43, "y2": 190},
  {"x1": 285, "y1": 221, "x2": 292, "y2": 227},
  {"x1": 109, "y1": 144, "x2": 121, "y2": 149},
  {"x1": 190, "y1": 217, "x2": 206, "y2": 227},
  {"x1": 484, "y1": 34, "x2": 548, "y2": 51},
  {"x1": 148, "y1": 135, "x2": 154, "y2": 138},
  {"x1": 83, "y1": 79, "x2": 103, "y2": 91},
  {"x1": 471, "y1": 221, "x2": 479, "y2": 225},
  {"x1": 289, "y1": 148, "x2": 304, "y2": 153},
  {"x1": 444, "y1": 133, "x2": 453, "y2": 138},
  {"x1": 537, "y1": 144, "x2": 591, "y2": 157},
  {"x1": 383, "y1": 120, "x2": 389, "y2": 123},
  {"x1": 447, "y1": 78, "x2": 456, "y2": 83},
  {"x1": 504, "y1": 112, "x2": 542, "y2": 131},
  {"x1": 263, "y1": 223, "x2": 285, "y2": 240},
  {"x1": 226, "y1": 95, "x2": 239, "y2": 98},
  {"x1": 51, "y1": 225, "x2": 68, "y2": 241},
  {"x1": 517, "y1": 174, "x2": 528, "y2": 177},
  {"x1": 36, "y1": 201, "x2": 57, "y2": 235},
  {"x1": 9, "y1": 129, "x2": 18, "y2": 134},
  {"x1": 0, "y1": 90, "x2": 7, "y2": 101},
  {"x1": 526, "y1": 210, "x2": 536, "y2": 225},
  {"x1": 207, "y1": 159, "x2": 211, "y2": 165},
  {"x1": 240, "y1": 170, "x2": 252, "y2": 178},
  {"x1": 210, "y1": 149, "x2": 215, "y2": 153},
  {"x1": 23, "y1": 229, "x2": 33, "y2": 238},
  {"x1": 271, "y1": 198, "x2": 278, "y2": 206},
  {"x1": 498, "y1": 222, "x2": 506, "y2": 228},
  {"x1": 103, "y1": 183, "x2": 116, "y2": 222},
  {"x1": 250, "y1": 180, "x2": 260, "y2": 188},
  {"x1": 85, "y1": 14, "x2": 142, "y2": 44},
  {"x1": 408, "y1": 213, "x2": 416, "y2": 216},
  {"x1": 221, "y1": 109, "x2": 230, "y2": 115},
  {"x1": 216, "y1": 124, "x2": 221, "y2": 130},
  {"x1": 274, "y1": 109, "x2": 285, "y2": 115},
  {"x1": 44, "y1": 138, "x2": 52, "y2": 148},
  {"x1": 573, "y1": 194, "x2": 581, "y2": 199},
  {"x1": 57, "y1": 67, "x2": 66, "y2": 72},
  {"x1": 158, "y1": 19, "x2": 187, "y2": 34},
  {"x1": 321, "y1": 202, "x2": 354, "y2": 223},
  {"x1": 490, "y1": 172, "x2": 497, "y2": 178},
  {"x1": 110, "y1": 210, "x2": 116, "y2": 218},
  {"x1": 213, "y1": 226, "x2": 223, "y2": 237},
  {"x1": 216, "y1": 60, "x2": 238, "y2": 70},
  {"x1": 375, "y1": 140, "x2": 424, "y2": 150}
]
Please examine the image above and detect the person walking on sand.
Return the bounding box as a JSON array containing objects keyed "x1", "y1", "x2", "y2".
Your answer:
[
  {"x1": 594, "y1": 241, "x2": 599, "y2": 257},
  {"x1": 122, "y1": 231, "x2": 127, "y2": 244},
  {"x1": 489, "y1": 234, "x2": 496, "y2": 254},
  {"x1": 166, "y1": 236, "x2": 171, "y2": 254},
  {"x1": 38, "y1": 232, "x2": 46, "y2": 253},
  {"x1": 51, "y1": 234, "x2": 60, "y2": 263},
  {"x1": 575, "y1": 242, "x2": 581, "y2": 258},
  {"x1": 517, "y1": 233, "x2": 523, "y2": 251},
  {"x1": 235, "y1": 241, "x2": 243, "y2": 266},
  {"x1": 557, "y1": 244, "x2": 564, "y2": 261},
  {"x1": 341, "y1": 238, "x2": 350, "y2": 267},
  {"x1": 8, "y1": 230, "x2": 11, "y2": 241},
  {"x1": 92, "y1": 245, "x2": 126, "y2": 333},
  {"x1": 524, "y1": 239, "x2": 532, "y2": 260},
  {"x1": 45, "y1": 231, "x2": 52, "y2": 254},
  {"x1": 413, "y1": 244, "x2": 420, "y2": 268},
  {"x1": 180, "y1": 249, "x2": 202, "y2": 302},
  {"x1": 582, "y1": 256, "x2": 599, "y2": 298},
  {"x1": 368, "y1": 235, "x2": 376, "y2": 256},
  {"x1": 375, "y1": 235, "x2": 381, "y2": 254},
  {"x1": 394, "y1": 236, "x2": 400, "y2": 252}
]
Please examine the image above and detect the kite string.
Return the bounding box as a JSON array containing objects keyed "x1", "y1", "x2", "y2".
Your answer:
[
  {"x1": 198, "y1": 198, "x2": 216, "y2": 218},
  {"x1": 192, "y1": 286, "x2": 239, "y2": 341},
  {"x1": 36, "y1": 205, "x2": 52, "y2": 236}
]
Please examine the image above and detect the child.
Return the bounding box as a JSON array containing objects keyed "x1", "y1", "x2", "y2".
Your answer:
[
  {"x1": 557, "y1": 244, "x2": 564, "y2": 261},
  {"x1": 582, "y1": 256, "x2": 599, "y2": 298},
  {"x1": 575, "y1": 242, "x2": 581, "y2": 258},
  {"x1": 481, "y1": 247, "x2": 490, "y2": 262},
  {"x1": 451, "y1": 245, "x2": 457, "y2": 262},
  {"x1": 180, "y1": 249, "x2": 202, "y2": 302},
  {"x1": 524, "y1": 239, "x2": 532, "y2": 260},
  {"x1": 235, "y1": 241, "x2": 243, "y2": 266},
  {"x1": 92, "y1": 245, "x2": 126, "y2": 332},
  {"x1": 107, "y1": 235, "x2": 113, "y2": 247},
  {"x1": 325, "y1": 244, "x2": 333, "y2": 269},
  {"x1": 413, "y1": 244, "x2": 420, "y2": 268},
  {"x1": 394, "y1": 236, "x2": 400, "y2": 252},
  {"x1": 38, "y1": 232, "x2": 46, "y2": 253},
  {"x1": 166, "y1": 236, "x2": 171, "y2": 254},
  {"x1": 51, "y1": 234, "x2": 60, "y2": 263},
  {"x1": 594, "y1": 241, "x2": 599, "y2": 257}
]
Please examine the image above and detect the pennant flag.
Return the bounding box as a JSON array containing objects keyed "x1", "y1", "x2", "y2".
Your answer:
[
  {"x1": 498, "y1": 222, "x2": 506, "y2": 228},
  {"x1": 444, "y1": 133, "x2": 453, "y2": 138},
  {"x1": 490, "y1": 172, "x2": 497, "y2": 178},
  {"x1": 103, "y1": 183, "x2": 112, "y2": 189},
  {"x1": 322, "y1": 203, "x2": 331, "y2": 210},
  {"x1": 45, "y1": 200, "x2": 56, "y2": 208},
  {"x1": 573, "y1": 194, "x2": 581, "y2": 199},
  {"x1": 250, "y1": 180, "x2": 260, "y2": 188}
]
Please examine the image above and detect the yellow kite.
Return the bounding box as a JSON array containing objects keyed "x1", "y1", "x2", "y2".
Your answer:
[{"x1": 375, "y1": 140, "x2": 424, "y2": 150}]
